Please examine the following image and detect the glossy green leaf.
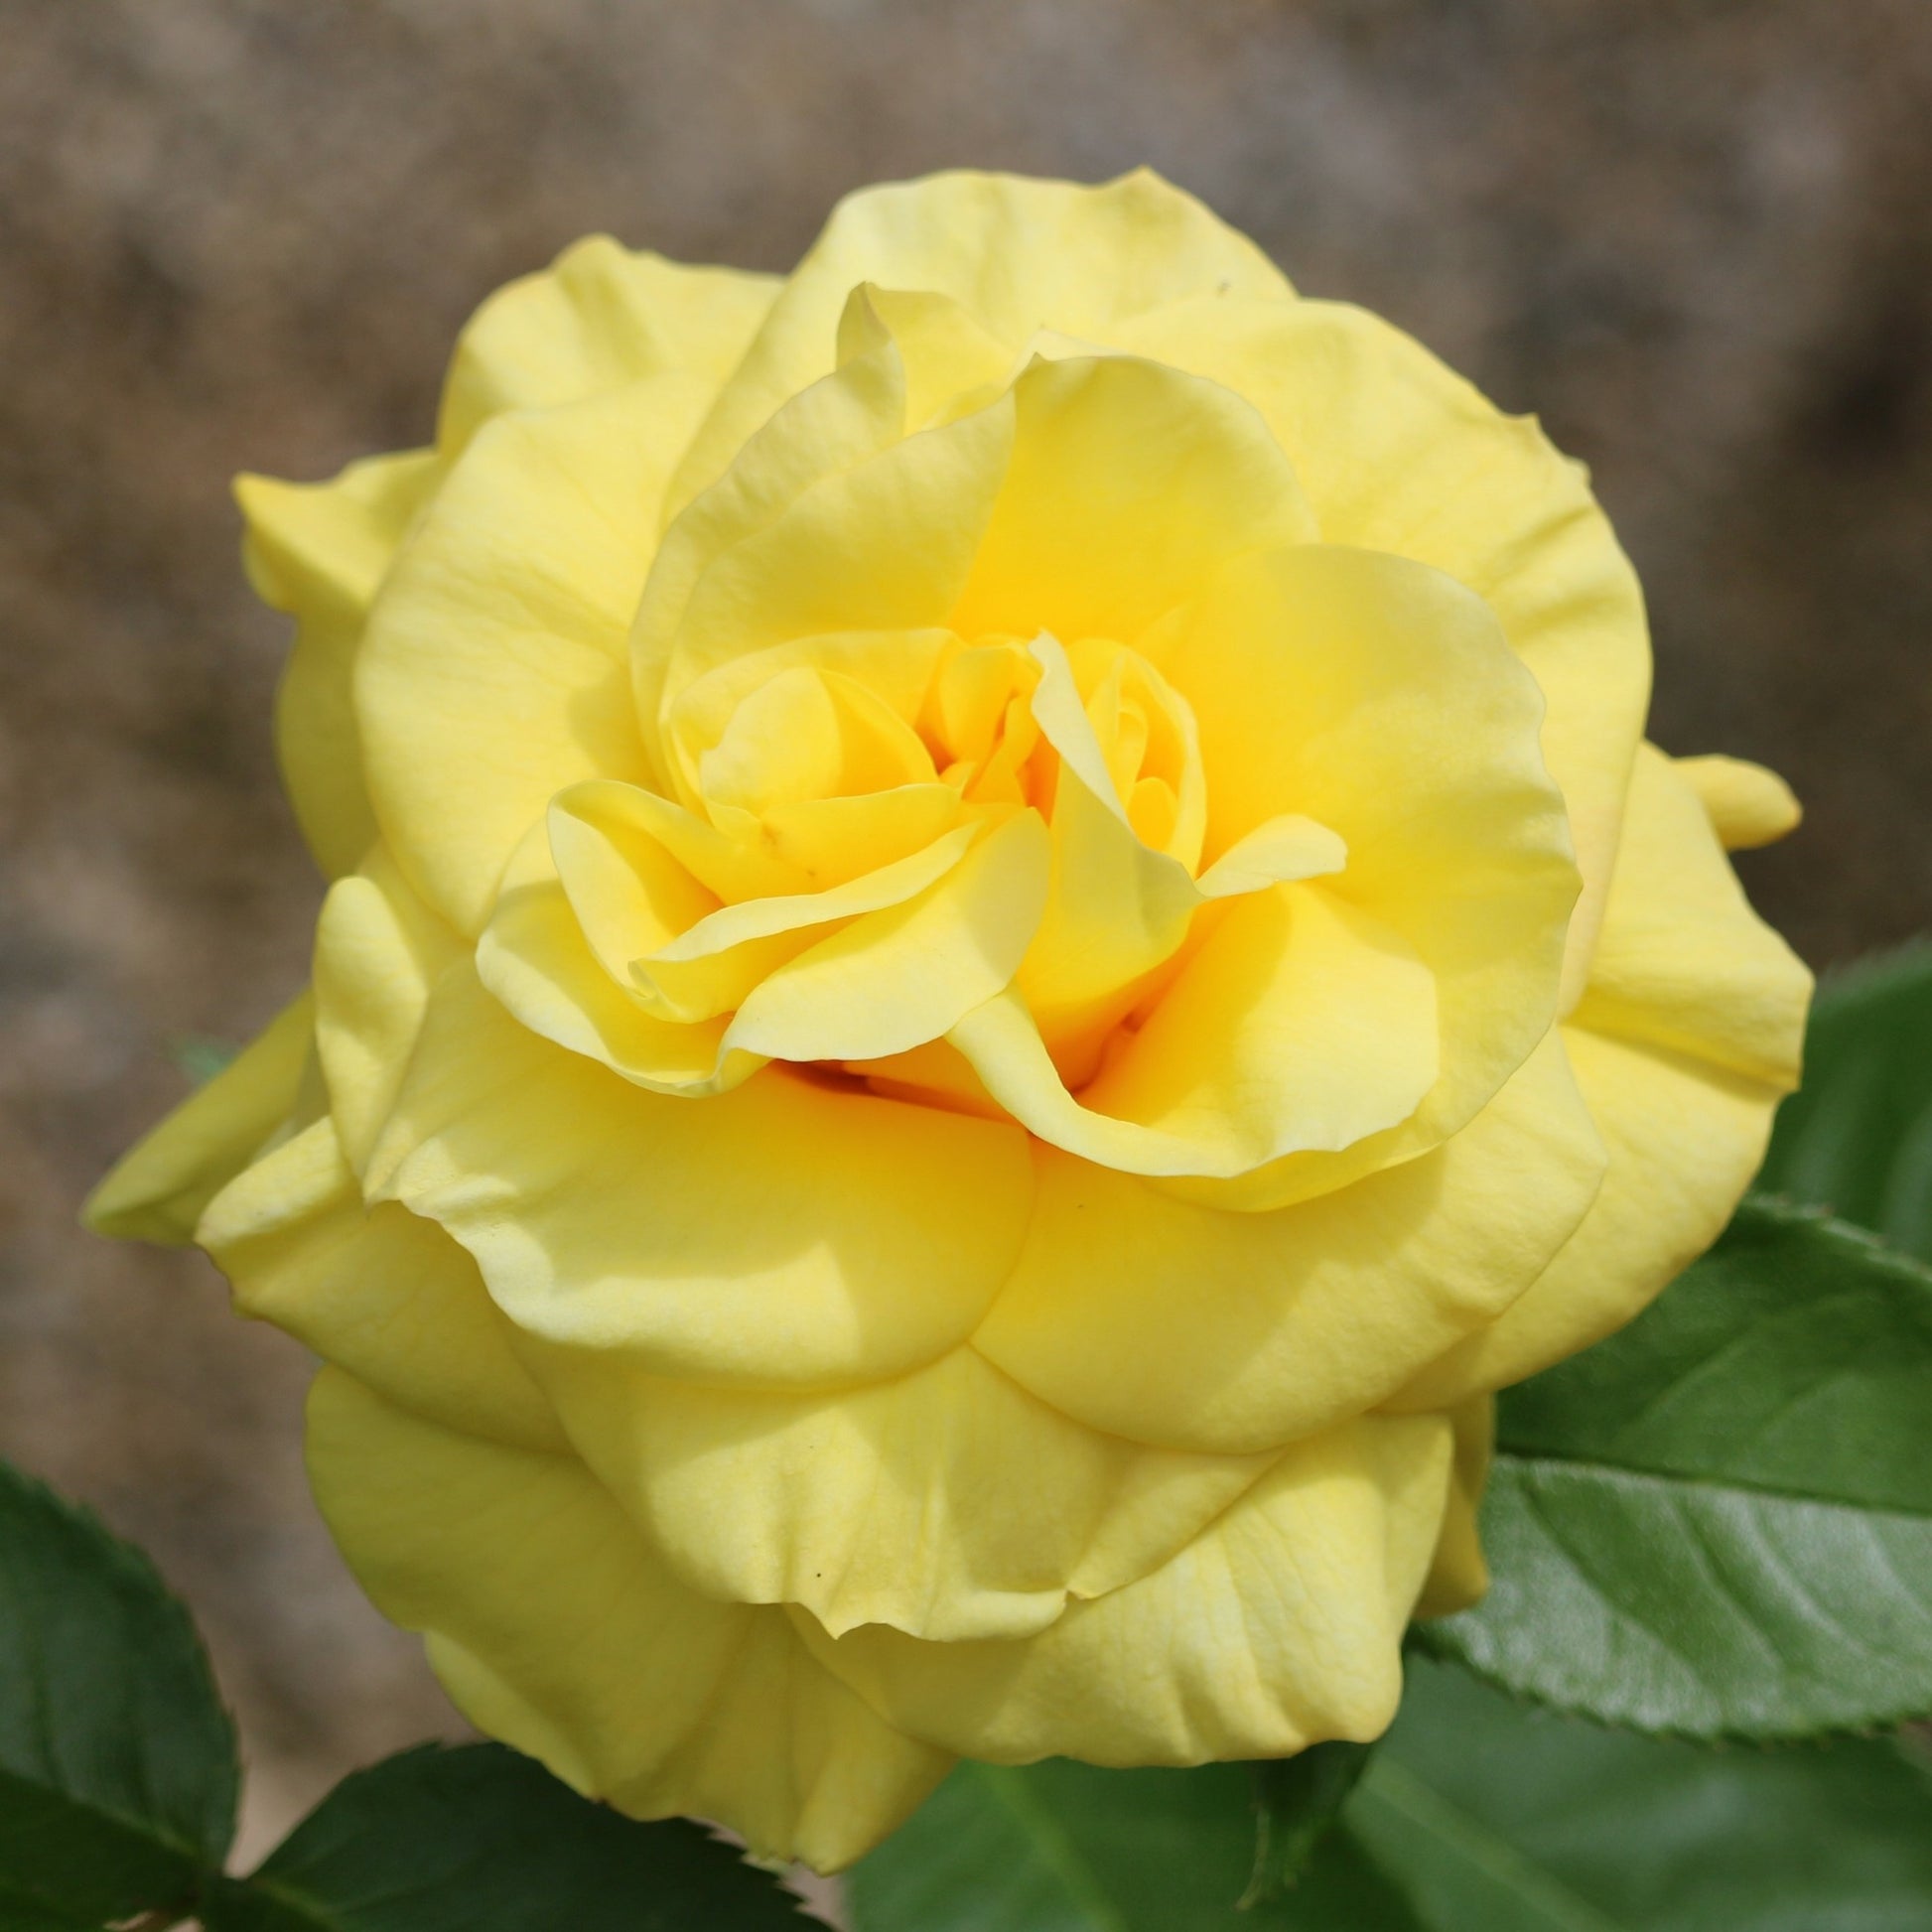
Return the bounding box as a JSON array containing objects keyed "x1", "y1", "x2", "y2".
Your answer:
[
  {"x1": 200, "y1": 1743, "x2": 811, "y2": 1931},
  {"x1": 848, "y1": 1758, "x2": 1424, "y2": 1932},
  {"x1": 1358, "y1": 1654, "x2": 1932, "y2": 1931},
  {"x1": 0, "y1": 1456, "x2": 237, "y2": 1928},
  {"x1": 1423, "y1": 1197, "x2": 1932, "y2": 1736},
  {"x1": 1759, "y1": 940, "x2": 1932, "y2": 1257}
]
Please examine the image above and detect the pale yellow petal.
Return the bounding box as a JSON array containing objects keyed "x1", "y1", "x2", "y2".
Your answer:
[
  {"x1": 201, "y1": 1119, "x2": 565, "y2": 1452},
  {"x1": 307, "y1": 1370, "x2": 948, "y2": 1870},
  {"x1": 83, "y1": 991, "x2": 316, "y2": 1245},
  {"x1": 726, "y1": 810, "x2": 1049, "y2": 1064},
  {"x1": 660, "y1": 391, "x2": 1016, "y2": 722},
  {"x1": 313, "y1": 847, "x2": 465, "y2": 1173},
  {"x1": 477, "y1": 822, "x2": 759, "y2": 1097},
  {"x1": 237, "y1": 451, "x2": 439, "y2": 878},
  {"x1": 973, "y1": 1029, "x2": 1602, "y2": 1454},
  {"x1": 1116, "y1": 295, "x2": 1646, "y2": 1010},
  {"x1": 365, "y1": 962, "x2": 1035, "y2": 1384},
  {"x1": 520, "y1": 1340, "x2": 1270, "y2": 1643},
  {"x1": 674, "y1": 167, "x2": 1293, "y2": 508},
  {"x1": 800, "y1": 1415, "x2": 1451, "y2": 1766},
  {"x1": 948, "y1": 352, "x2": 1316, "y2": 648},
  {"x1": 1392, "y1": 1030, "x2": 1782, "y2": 1409},
  {"x1": 1567, "y1": 745, "x2": 1809, "y2": 1086},
  {"x1": 357, "y1": 376, "x2": 711, "y2": 934},
  {"x1": 630, "y1": 342, "x2": 910, "y2": 772},
  {"x1": 952, "y1": 880, "x2": 1437, "y2": 1179},
  {"x1": 1141, "y1": 543, "x2": 1576, "y2": 1209},
  {"x1": 836, "y1": 283, "x2": 1015, "y2": 430},
  {"x1": 1412, "y1": 1396, "x2": 1494, "y2": 1620},
  {"x1": 438, "y1": 234, "x2": 778, "y2": 454},
  {"x1": 1675, "y1": 752, "x2": 1802, "y2": 852},
  {"x1": 1391, "y1": 750, "x2": 1807, "y2": 1405}
]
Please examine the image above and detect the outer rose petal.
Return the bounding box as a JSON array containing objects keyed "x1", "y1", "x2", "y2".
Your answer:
[
  {"x1": 671, "y1": 168, "x2": 1294, "y2": 510},
  {"x1": 438, "y1": 234, "x2": 779, "y2": 456},
  {"x1": 1412, "y1": 1396, "x2": 1494, "y2": 1620},
  {"x1": 972, "y1": 1029, "x2": 1604, "y2": 1454},
  {"x1": 357, "y1": 376, "x2": 712, "y2": 935},
  {"x1": 307, "y1": 1370, "x2": 949, "y2": 1871},
  {"x1": 1389, "y1": 748, "x2": 1810, "y2": 1409},
  {"x1": 313, "y1": 845, "x2": 464, "y2": 1173},
  {"x1": 798, "y1": 1414, "x2": 1452, "y2": 1766},
  {"x1": 365, "y1": 963, "x2": 1036, "y2": 1385},
  {"x1": 237, "y1": 450, "x2": 439, "y2": 878},
  {"x1": 516, "y1": 1339, "x2": 1272, "y2": 1643},
  {"x1": 1677, "y1": 753, "x2": 1803, "y2": 852},
  {"x1": 1115, "y1": 295, "x2": 1649, "y2": 1011},
  {"x1": 1138, "y1": 542, "x2": 1579, "y2": 1208},
  {"x1": 82, "y1": 991, "x2": 317, "y2": 1246},
  {"x1": 201, "y1": 1118, "x2": 566, "y2": 1454}
]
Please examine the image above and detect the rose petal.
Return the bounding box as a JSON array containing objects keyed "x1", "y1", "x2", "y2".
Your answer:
[
  {"x1": 365, "y1": 962, "x2": 1036, "y2": 1385},
  {"x1": 307, "y1": 1370, "x2": 949, "y2": 1871},
  {"x1": 797, "y1": 1414, "x2": 1451, "y2": 1765},
  {"x1": 973, "y1": 1028, "x2": 1602, "y2": 1454},
  {"x1": 521, "y1": 1340, "x2": 1271, "y2": 1643}
]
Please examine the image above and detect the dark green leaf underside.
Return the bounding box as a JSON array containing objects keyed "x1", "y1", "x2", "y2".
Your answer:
[
  {"x1": 201, "y1": 1743, "x2": 810, "y2": 1932},
  {"x1": 1370, "y1": 1655, "x2": 1932, "y2": 1931},
  {"x1": 0, "y1": 1457, "x2": 236, "y2": 1925},
  {"x1": 1759, "y1": 939, "x2": 1932, "y2": 1259},
  {"x1": 847, "y1": 1758, "x2": 1423, "y2": 1932}
]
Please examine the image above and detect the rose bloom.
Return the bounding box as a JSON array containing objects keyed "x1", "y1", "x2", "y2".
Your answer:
[{"x1": 89, "y1": 171, "x2": 1810, "y2": 1870}]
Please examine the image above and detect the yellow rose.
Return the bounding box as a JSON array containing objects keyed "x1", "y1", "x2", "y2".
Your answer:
[{"x1": 86, "y1": 170, "x2": 1812, "y2": 1871}]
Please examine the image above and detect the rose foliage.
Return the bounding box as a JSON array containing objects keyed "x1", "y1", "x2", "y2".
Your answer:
[{"x1": 87, "y1": 170, "x2": 1811, "y2": 1871}]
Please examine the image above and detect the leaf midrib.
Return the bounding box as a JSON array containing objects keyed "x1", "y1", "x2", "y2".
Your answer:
[
  {"x1": 1490, "y1": 1444, "x2": 1932, "y2": 1523},
  {"x1": 973, "y1": 1765, "x2": 1135, "y2": 1932},
  {"x1": 1353, "y1": 1759, "x2": 1625, "y2": 1932}
]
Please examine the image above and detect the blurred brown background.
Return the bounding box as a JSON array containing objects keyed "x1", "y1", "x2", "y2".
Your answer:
[{"x1": 2, "y1": 0, "x2": 1929, "y2": 1866}]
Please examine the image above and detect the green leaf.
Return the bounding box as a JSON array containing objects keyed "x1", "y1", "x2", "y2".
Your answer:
[
  {"x1": 0, "y1": 1456, "x2": 237, "y2": 1928},
  {"x1": 1243, "y1": 1738, "x2": 1375, "y2": 1905},
  {"x1": 1759, "y1": 940, "x2": 1932, "y2": 1258},
  {"x1": 1423, "y1": 1196, "x2": 1932, "y2": 1736},
  {"x1": 847, "y1": 1758, "x2": 1425, "y2": 1931},
  {"x1": 200, "y1": 1743, "x2": 812, "y2": 1932},
  {"x1": 1357, "y1": 1653, "x2": 1932, "y2": 1930}
]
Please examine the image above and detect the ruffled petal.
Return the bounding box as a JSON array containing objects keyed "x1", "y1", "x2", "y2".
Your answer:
[
  {"x1": 1389, "y1": 748, "x2": 1810, "y2": 1409},
  {"x1": 357, "y1": 377, "x2": 712, "y2": 934},
  {"x1": 307, "y1": 1370, "x2": 948, "y2": 1871},
  {"x1": 519, "y1": 1340, "x2": 1271, "y2": 1643},
  {"x1": 201, "y1": 1119, "x2": 565, "y2": 1453},
  {"x1": 1116, "y1": 294, "x2": 1646, "y2": 1009},
  {"x1": 237, "y1": 451, "x2": 440, "y2": 877},
  {"x1": 438, "y1": 234, "x2": 778, "y2": 454},
  {"x1": 798, "y1": 1414, "x2": 1451, "y2": 1765},
  {"x1": 1568, "y1": 744, "x2": 1811, "y2": 1085},
  {"x1": 673, "y1": 167, "x2": 1293, "y2": 509},
  {"x1": 950, "y1": 879, "x2": 1437, "y2": 1178},
  {"x1": 1140, "y1": 542, "x2": 1577, "y2": 1209},
  {"x1": 313, "y1": 846, "x2": 465, "y2": 1173},
  {"x1": 631, "y1": 341, "x2": 910, "y2": 769},
  {"x1": 973, "y1": 1029, "x2": 1603, "y2": 1454},
  {"x1": 365, "y1": 962, "x2": 1035, "y2": 1385},
  {"x1": 728, "y1": 809, "x2": 1049, "y2": 1064},
  {"x1": 947, "y1": 352, "x2": 1317, "y2": 649},
  {"x1": 658, "y1": 391, "x2": 1016, "y2": 727},
  {"x1": 82, "y1": 991, "x2": 316, "y2": 1245}
]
